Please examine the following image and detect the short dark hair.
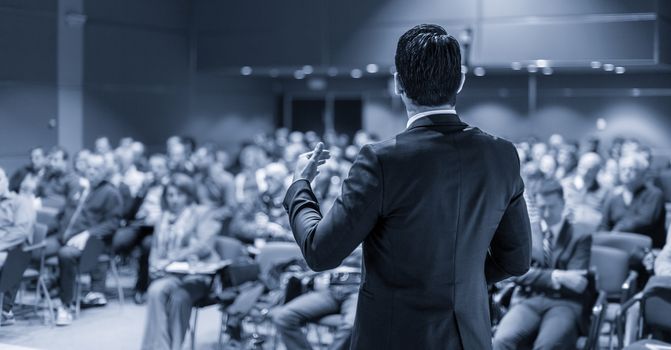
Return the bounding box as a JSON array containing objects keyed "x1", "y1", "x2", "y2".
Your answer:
[
  {"x1": 535, "y1": 179, "x2": 564, "y2": 201},
  {"x1": 49, "y1": 146, "x2": 69, "y2": 160},
  {"x1": 395, "y1": 24, "x2": 462, "y2": 106},
  {"x1": 161, "y1": 173, "x2": 198, "y2": 210}
]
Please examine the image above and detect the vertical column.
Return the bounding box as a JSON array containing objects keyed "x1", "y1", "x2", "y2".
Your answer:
[{"x1": 57, "y1": 0, "x2": 85, "y2": 155}]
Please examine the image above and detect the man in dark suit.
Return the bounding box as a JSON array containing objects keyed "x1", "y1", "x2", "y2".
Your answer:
[
  {"x1": 493, "y1": 179, "x2": 592, "y2": 350},
  {"x1": 284, "y1": 24, "x2": 532, "y2": 350}
]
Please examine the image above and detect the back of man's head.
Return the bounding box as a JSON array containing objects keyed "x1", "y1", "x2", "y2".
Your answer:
[{"x1": 395, "y1": 24, "x2": 462, "y2": 107}]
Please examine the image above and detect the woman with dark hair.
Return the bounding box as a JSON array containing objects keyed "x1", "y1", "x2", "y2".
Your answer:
[{"x1": 141, "y1": 173, "x2": 222, "y2": 350}]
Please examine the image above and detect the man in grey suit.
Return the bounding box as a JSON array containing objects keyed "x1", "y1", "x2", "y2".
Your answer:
[{"x1": 284, "y1": 24, "x2": 532, "y2": 350}]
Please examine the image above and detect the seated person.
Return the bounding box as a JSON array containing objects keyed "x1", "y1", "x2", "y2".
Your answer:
[
  {"x1": 599, "y1": 153, "x2": 667, "y2": 248},
  {"x1": 38, "y1": 146, "x2": 81, "y2": 209},
  {"x1": 272, "y1": 249, "x2": 361, "y2": 350},
  {"x1": 112, "y1": 154, "x2": 169, "y2": 303},
  {"x1": 140, "y1": 174, "x2": 221, "y2": 350},
  {"x1": 230, "y1": 162, "x2": 292, "y2": 244},
  {"x1": 493, "y1": 179, "x2": 592, "y2": 350},
  {"x1": 50, "y1": 154, "x2": 123, "y2": 326},
  {"x1": 9, "y1": 147, "x2": 46, "y2": 193},
  {"x1": 0, "y1": 167, "x2": 36, "y2": 326},
  {"x1": 561, "y1": 152, "x2": 609, "y2": 227},
  {"x1": 622, "y1": 237, "x2": 671, "y2": 346}
]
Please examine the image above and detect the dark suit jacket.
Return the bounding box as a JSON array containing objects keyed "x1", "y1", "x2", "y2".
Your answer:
[
  {"x1": 598, "y1": 183, "x2": 667, "y2": 249},
  {"x1": 512, "y1": 220, "x2": 592, "y2": 332},
  {"x1": 284, "y1": 114, "x2": 532, "y2": 350}
]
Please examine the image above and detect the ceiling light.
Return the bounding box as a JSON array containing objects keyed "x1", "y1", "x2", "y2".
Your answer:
[
  {"x1": 603, "y1": 64, "x2": 615, "y2": 72},
  {"x1": 473, "y1": 67, "x2": 485, "y2": 76},
  {"x1": 511, "y1": 62, "x2": 522, "y2": 70},
  {"x1": 366, "y1": 64, "x2": 379, "y2": 74},
  {"x1": 542, "y1": 67, "x2": 553, "y2": 75},
  {"x1": 350, "y1": 69, "x2": 363, "y2": 79},
  {"x1": 302, "y1": 65, "x2": 314, "y2": 74},
  {"x1": 240, "y1": 66, "x2": 253, "y2": 76},
  {"x1": 590, "y1": 61, "x2": 602, "y2": 69},
  {"x1": 615, "y1": 66, "x2": 626, "y2": 74}
]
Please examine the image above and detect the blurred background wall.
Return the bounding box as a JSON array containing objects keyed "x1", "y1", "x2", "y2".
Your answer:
[{"x1": 1, "y1": 0, "x2": 671, "y2": 174}]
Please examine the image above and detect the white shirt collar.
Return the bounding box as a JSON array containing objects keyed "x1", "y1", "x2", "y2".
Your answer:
[{"x1": 406, "y1": 109, "x2": 457, "y2": 129}]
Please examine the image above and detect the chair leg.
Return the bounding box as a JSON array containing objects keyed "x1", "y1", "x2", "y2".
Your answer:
[
  {"x1": 39, "y1": 277, "x2": 55, "y2": 325},
  {"x1": 191, "y1": 307, "x2": 199, "y2": 350},
  {"x1": 0, "y1": 292, "x2": 4, "y2": 328},
  {"x1": 110, "y1": 258, "x2": 124, "y2": 306},
  {"x1": 222, "y1": 311, "x2": 228, "y2": 349},
  {"x1": 75, "y1": 271, "x2": 81, "y2": 319}
]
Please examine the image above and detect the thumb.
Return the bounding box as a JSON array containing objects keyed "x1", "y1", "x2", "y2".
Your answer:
[{"x1": 311, "y1": 142, "x2": 325, "y2": 159}]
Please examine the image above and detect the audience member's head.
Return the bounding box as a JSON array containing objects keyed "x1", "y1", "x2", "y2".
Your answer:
[
  {"x1": 539, "y1": 154, "x2": 557, "y2": 179},
  {"x1": 47, "y1": 146, "x2": 69, "y2": 174},
  {"x1": 535, "y1": 179, "x2": 565, "y2": 226},
  {"x1": 180, "y1": 136, "x2": 197, "y2": 156},
  {"x1": 85, "y1": 154, "x2": 110, "y2": 188},
  {"x1": 29, "y1": 147, "x2": 47, "y2": 170},
  {"x1": 74, "y1": 149, "x2": 91, "y2": 176},
  {"x1": 162, "y1": 173, "x2": 197, "y2": 214},
  {"x1": 619, "y1": 153, "x2": 649, "y2": 191},
  {"x1": 239, "y1": 144, "x2": 268, "y2": 171},
  {"x1": 531, "y1": 142, "x2": 548, "y2": 163},
  {"x1": 115, "y1": 147, "x2": 135, "y2": 172},
  {"x1": 95, "y1": 136, "x2": 112, "y2": 155},
  {"x1": 148, "y1": 154, "x2": 169, "y2": 183},
  {"x1": 556, "y1": 144, "x2": 578, "y2": 172},
  {"x1": 576, "y1": 152, "x2": 602, "y2": 184},
  {"x1": 394, "y1": 24, "x2": 463, "y2": 107},
  {"x1": 191, "y1": 144, "x2": 215, "y2": 172},
  {"x1": 19, "y1": 175, "x2": 39, "y2": 197},
  {"x1": 167, "y1": 141, "x2": 187, "y2": 168},
  {"x1": 264, "y1": 162, "x2": 289, "y2": 195}
]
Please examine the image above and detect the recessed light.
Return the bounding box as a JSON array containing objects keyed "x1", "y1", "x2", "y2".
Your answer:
[
  {"x1": 366, "y1": 64, "x2": 379, "y2": 74},
  {"x1": 473, "y1": 67, "x2": 485, "y2": 77},
  {"x1": 615, "y1": 66, "x2": 626, "y2": 74},
  {"x1": 603, "y1": 64, "x2": 615, "y2": 72},
  {"x1": 350, "y1": 69, "x2": 363, "y2": 79},
  {"x1": 240, "y1": 66, "x2": 253, "y2": 76}
]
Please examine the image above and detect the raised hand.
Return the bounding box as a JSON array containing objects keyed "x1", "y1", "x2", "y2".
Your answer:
[{"x1": 293, "y1": 142, "x2": 331, "y2": 183}]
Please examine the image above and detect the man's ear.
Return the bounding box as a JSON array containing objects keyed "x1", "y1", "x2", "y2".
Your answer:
[
  {"x1": 394, "y1": 72, "x2": 404, "y2": 96},
  {"x1": 456, "y1": 71, "x2": 466, "y2": 94}
]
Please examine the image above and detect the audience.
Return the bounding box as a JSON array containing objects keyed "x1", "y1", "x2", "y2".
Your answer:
[
  {"x1": 140, "y1": 173, "x2": 221, "y2": 350},
  {"x1": 2, "y1": 126, "x2": 670, "y2": 349},
  {"x1": 38, "y1": 146, "x2": 81, "y2": 208},
  {"x1": 599, "y1": 153, "x2": 667, "y2": 248},
  {"x1": 493, "y1": 179, "x2": 592, "y2": 350},
  {"x1": 0, "y1": 167, "x2": 36, "y2": 326},
  {"x1": 272, "y1": 249, "x2": 362, "y2": 350},
  {"x1": 9, "y1": 147, "x2": 47, "y2": 193},
  {"x1": 53, "y1": 154, "x2": 123, "y2": 326},
  {"x1": 561, "y1": 152, "x2": 609, "y2": 228}
]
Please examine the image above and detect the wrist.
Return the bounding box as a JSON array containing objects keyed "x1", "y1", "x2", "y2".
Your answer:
[{"x1": 550, "y1": 270, "x2": 562, "y2": 289}]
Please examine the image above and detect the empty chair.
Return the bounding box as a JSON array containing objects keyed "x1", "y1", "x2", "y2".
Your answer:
[
  {"x1": 617, "y1": 276, "x2": 671, "y2": 349},
  {"x1": 21, "y1": 223, "x2": 55, "y2": 324},
  {"x1": 593, "y1": 232, "x2": 653, "y2": 261}
]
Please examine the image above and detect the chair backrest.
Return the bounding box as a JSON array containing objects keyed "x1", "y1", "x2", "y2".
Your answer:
[
  {"x1": 590, "y1": 245, "x2": 629, "y2": 296},
  {"x1": 32, "y1": 223, "x2": 48, "y2": 245},
  {"x1": 214, "y1": 236, "x2": 247, "y2": 261},
  {"x1": 79, "y1": 236, "x2": 105, "y2": 274},
  {"x1": 592, "y1": 231, "x2": 652, "y2": 258},
  {"x1": 641, "y1": 276, "x2": 671, "y2": 332},
  {"x1": 255, "y1": 242, "x2": 303, "y2": 276},
  {"x1": 0, "y1": 246, "x2": 32, "y2": 292}
]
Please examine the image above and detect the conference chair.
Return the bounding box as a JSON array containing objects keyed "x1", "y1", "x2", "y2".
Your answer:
[
  {"x1": 592, "y1": 232, "x2": 653, "y2": 263},
  {"x1": 188, "y1": 236, "x2": 248, "y2": 350},
  {"x1": 20, "y1": 223, "x2": 55, "y2": 324},
  {"x1": 616, "y1": 276, "x2": 671, "y2": 349},
  {"x1": 591, "y1": 245, "x2": 638, "y2": 349}
]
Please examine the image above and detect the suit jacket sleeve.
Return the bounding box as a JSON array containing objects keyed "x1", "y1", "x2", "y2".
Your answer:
[
  {"x1": 514, "y1": 233, "x2": 592, "y2": 295},
  {"x1": 284, "y1": 144, "x2": 382, "y2": 272},
  {"x1": 485, "y1": 146, "x2": 532, "y2": 284}
]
